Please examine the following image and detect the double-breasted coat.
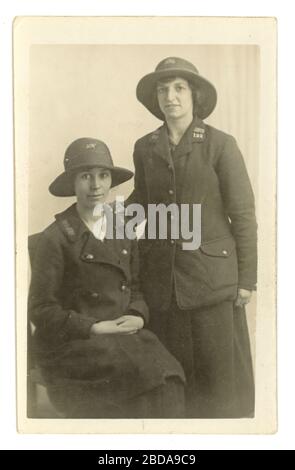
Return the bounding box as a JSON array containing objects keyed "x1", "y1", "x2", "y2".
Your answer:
[
  {"x1": 127, "y1": 115, "x2": 257, "y2": 418},
  {"x1": 29, "y1": 204, "x2": 185, "y2": 417}
]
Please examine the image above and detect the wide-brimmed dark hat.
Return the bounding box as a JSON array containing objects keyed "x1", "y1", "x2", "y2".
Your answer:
[
  {"x1": 136, "y1": 57, "x2": 217, "y2": 120},
  {"x1": 49, "y1": 138, "x2": 133, "y2": 197}
]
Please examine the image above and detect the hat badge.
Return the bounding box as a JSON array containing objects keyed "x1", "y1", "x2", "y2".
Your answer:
[
  {"x1": 164, "y1": 58, "x2": 176, "y2": 65},
  {"x1": 85, "y1": 143, "x2": 97, "y2": 149}
]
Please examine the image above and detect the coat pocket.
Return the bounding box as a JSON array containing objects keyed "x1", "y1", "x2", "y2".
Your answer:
[{"x1": 199, "y1": 236, "x2": 238, "y2": 290}]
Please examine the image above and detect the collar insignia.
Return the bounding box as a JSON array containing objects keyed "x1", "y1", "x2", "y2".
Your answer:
[
  {"x1": 150, "y1": 129, "x2": 161, "y2": 142},
  {"x1": 60, "y1": 219, "x2": 76, "y2": 240},
  {"x1": 192, "y1": 127, "x2": 205, "y2": 142}
]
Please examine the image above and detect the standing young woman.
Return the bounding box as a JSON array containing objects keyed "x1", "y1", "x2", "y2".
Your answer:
[
  {"x1": 128, "y1": 57, "x2": 257, "y2": 418},
  {"x1": 29, "y1": 137, "x2": 185, "y2": 418}
]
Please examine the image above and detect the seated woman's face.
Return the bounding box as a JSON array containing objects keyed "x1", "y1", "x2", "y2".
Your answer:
[{"x1": 74, "y1": 167, "x2": 112, "y2": 211}]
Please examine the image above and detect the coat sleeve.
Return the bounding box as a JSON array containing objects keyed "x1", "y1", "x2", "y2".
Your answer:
[
  {"x1": 125, "y1": 142, "x2": 148, "y2": 211},
  {"x1": 126, "y1": 238, "x2": 149, "y2": 325},
  {"x1": 215, "y1": 135, "x2": 257, "y2": 291},
  {"x1": 124, "y1": 142, "x2": 149, "y2": 323},
  {"x1": 29, "y1": 230, "x2": 99, "y2": 343}
]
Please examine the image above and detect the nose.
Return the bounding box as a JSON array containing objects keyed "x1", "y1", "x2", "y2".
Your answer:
[
  {"x1": 90, "y1": 174, "x2": 101, "y2": 189},
  {"x1": 166, "y1": 87, "x2": 175, "y2": 102}
]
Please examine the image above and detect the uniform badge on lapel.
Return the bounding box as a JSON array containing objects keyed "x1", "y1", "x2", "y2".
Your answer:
[
  {"x1": 192, "y1": 127, "x2": 206, "y2": 143},
  {"x1": 149, "y1": 130, "x2": 160, "y2": 166},
  {"x1": 150, "y1": 129, "x2": 160, "y2": 142},
  {"x1": 60, "y1": 219, "x2": 76, "y2": 241}
]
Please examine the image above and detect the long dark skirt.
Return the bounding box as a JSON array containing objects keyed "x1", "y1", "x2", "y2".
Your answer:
[
  {"x1": 46, "y1": 377, "x2": 185, "y2": 418},
  {"x1": 149, "y1": 299, "x2": 255, "y2": 418},
  {"x1": 34, "y1": 328, "x2": 186, "y2": 419}
]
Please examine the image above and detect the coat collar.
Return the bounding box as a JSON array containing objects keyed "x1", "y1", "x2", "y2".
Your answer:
[
  {"x1": 150, "y1": 116, "x2": 206, "y2": 163},
  {"x1": 54, "y1": 203, "x2": 122, "y2": 240},
  {"x1": 150, "y1": 125, "x2": 172, "y2": 165},
  {"x1": 55, "y1": 203, "x2": 90, "y2": 242},
  {"x1": 174, "y1": 115, "x2": 206, "y2": 159}
]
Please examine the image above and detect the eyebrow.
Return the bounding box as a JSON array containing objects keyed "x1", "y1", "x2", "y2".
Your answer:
[
  {"x1": 79, "y1": 168, "x2": 110, "y2": 175},
  {"x1": 157, "y1": 79, "x2": 188, "y2": 87}
]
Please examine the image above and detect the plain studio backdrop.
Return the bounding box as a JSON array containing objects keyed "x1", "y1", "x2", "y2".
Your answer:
[{"x1": 29, "y1": 44, "x2": 259, "y2": 360}]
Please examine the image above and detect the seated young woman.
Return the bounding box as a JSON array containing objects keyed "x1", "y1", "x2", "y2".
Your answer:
[{"x1": 28, "y1": 137, "x2": 185, "y2": 418}]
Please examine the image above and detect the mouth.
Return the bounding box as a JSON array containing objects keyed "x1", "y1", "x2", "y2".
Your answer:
[
  {"x1": 88, "y1": 194, "x2": 104, "y2": 200},
  {"x1": 165, "y1": 104, "x2": 180, "y2": 110}
]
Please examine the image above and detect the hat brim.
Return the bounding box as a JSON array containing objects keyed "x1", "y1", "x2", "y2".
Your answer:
[
  {"x1": 136, "y1": 68, "x2": 217, "y2": 120},
  {"x1": 49, "y1": 165, "x2": 134, "y2": 197}
]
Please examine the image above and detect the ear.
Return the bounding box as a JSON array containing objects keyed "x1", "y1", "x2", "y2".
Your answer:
[
  {"x1": 198, "y1": 87, "x2": 210, "y2": 106},
  {"x1": 193, "y1": 88, "x2": 206, "y2": 117},
  {"x1": 71, "y1": 171, "x2": 79, "y2": 195}
]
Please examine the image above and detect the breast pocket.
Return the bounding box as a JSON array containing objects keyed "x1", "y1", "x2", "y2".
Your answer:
[{"x1": 199, "y1": 236, "x2": 238, "y2": 290}]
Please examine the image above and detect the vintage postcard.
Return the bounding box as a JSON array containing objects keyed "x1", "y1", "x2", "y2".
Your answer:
[{"x1": 14, "y1": 16, "x2": 276, "y2": 434}]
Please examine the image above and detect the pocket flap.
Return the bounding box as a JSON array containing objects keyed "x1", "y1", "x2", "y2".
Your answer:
[{"x1": 200, "y1": 237, "x2": 236, "y2": 257}]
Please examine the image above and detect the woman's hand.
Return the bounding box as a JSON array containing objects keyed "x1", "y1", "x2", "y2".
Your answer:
[
  {"x1": 116, "y1": 315, "x2": 144, "y2": 335},
  {"x1": 90, "y1": 320, "x2": 122, "y2": 336},
  {"x1": 235, "y1": 288, "x2": 252, "y2": 307},
  {"x1": 90, "y1": 315, "x2": 144, "y2": 336}
]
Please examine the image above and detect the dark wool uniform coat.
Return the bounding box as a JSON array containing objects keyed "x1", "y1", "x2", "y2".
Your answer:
[
  {"x1": 127, "y1": 115, "x2": 257, "y2": 418},
  {"x1": 29, "y1": 204, "x2": 185, "y2": 417},
  {"x1": 128, "y1": 115, "x2": 257, "y2": 311}
]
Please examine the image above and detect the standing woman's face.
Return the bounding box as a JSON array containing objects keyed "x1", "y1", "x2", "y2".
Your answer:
[
  {"x1": 74, "y1": 167, "x2": 112, "y2": 211},
  {"x1": 156, "y1": 77, "x2": 194, "y2": 121}
]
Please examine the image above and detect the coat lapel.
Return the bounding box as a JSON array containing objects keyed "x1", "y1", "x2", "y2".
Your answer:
[
  {"x1": 55, "y1": 203, "x2": 87, "y2": 242},
  {"x1": 179, "y1": 117, "x2": 209, "y2": 204},
  {"x1": 173, "y1": 116, "x2": 206, "y2": 159},
  {"x1": 81, "y1": 234, "x2": 121, "y2": 266},
  {"x1": 151, "y1": 117, "x2": 207, "y2": 161},
  {"x1": 55, "y1": 203, "x2": 129, "y2": 277},
  {"x1": 152, "y1": 125, "x2": 173, "y2": 165},
  {"x1": 148, "y1": 117, "x2": 209, "y2": 204}
]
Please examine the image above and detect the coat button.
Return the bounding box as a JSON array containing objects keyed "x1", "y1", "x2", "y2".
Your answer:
[
  {"x1": 121, "y1": 284, "x2": 127, "y2": 291},
  {"x1": 170, "y1": 240, "x2": 175, "y2": 245},
  {"x1": 168, "y1": 189, "x2": 174, "y2": 195},
  {"x1": 167, "y1": 164, "x2": 173, "y2": 171},
  {"x1": 91, "y1": 292, "x2": 100, "y2": 298},
  {"x1": 121, "y1": 249, "x2": 128, "y2": 255},
  {"x1": 222, "y1": 249, "x2": 228, "y2": 255},
  {"x1": 84, "y1": 253, "x2": 94, "y2": 260}
]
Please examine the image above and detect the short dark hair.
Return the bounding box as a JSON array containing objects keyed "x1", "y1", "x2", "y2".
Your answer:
[{"x1": 153, "y1": 76, "x2": 200, "y2": 117}]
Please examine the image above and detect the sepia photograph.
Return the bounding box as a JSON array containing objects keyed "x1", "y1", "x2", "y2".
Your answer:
[{"x1": 13, "y1": 16, "x2": 276, "y2": 434}]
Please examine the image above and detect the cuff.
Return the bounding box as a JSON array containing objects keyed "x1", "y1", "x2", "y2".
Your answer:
[
  {"x1": 238, "y1": 284, "x2": 256, "y2": 292},
  {"x1": 127, "y1": 300, "x2": 149, "y2": 325},
  {"x1": 58, "y1": 311, "x2": 99, "y2": 341}
]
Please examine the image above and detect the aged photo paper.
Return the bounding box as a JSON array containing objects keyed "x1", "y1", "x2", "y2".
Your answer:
[{"x1": 14, "y1": 16, "x2": 276, "y2": 434}]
